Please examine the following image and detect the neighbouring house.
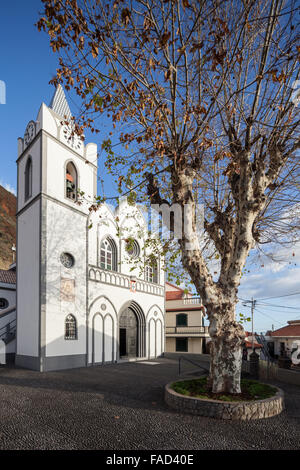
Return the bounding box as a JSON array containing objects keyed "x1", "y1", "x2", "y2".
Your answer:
[
  {"x1": 0, "y1": 264, "x2": 16, "y2": 363},
  {"x1": 0, "y1": 265, "x2": 16, "y2": 311},
  {"x1": 242, "y1": 332, "x2": 262, "y2": 360},
  {"x1": 266, "y1": 320, "x2": 300, "y2": 359},
  {"x1": 165, "y1": 282, "x2": 209, "y2": 354}
]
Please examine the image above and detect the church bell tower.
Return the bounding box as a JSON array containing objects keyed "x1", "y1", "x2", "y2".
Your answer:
[{"x1": 16, "y1": 86, "x2": 98, "y2": 371}]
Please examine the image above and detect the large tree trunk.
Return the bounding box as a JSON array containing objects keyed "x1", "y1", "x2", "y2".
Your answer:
[{"x1": 207, "y1": 306, "x2": 245, "y2": 394}]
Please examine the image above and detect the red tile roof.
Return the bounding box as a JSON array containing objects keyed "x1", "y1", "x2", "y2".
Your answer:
[
  {"x1": 0, "y1": 269, "x2": 16, "y2": 285},
  {"x1": 270, "y1": 323, "x2": 300, "y2": 337},
  {"x1": 244, "y1": 332, "x2": 262, "y2": 349},
  {"x1": 244, "y1": 339, "x2": 262, "y2": 349},
  {"x1": 166, "y1": 290, "x2": 184, "y2": 300}
]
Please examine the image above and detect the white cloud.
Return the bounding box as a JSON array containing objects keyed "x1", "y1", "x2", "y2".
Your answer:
[{"x1": 0, "y1": 181, "x2": 16, "y2": 196}]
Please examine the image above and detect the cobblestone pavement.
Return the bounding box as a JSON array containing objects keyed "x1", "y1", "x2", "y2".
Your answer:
[{"x1": 0, "y1": 358, "x2": 299, "y2": 450}]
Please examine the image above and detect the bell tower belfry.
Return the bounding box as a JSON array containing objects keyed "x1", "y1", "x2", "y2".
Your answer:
[{"x1": 16, "y1": 85, "x2": 98, "y2": 371}]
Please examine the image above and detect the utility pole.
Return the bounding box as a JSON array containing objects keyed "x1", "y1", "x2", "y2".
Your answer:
[
  {"x1": 251, "y1": 297, "x2": 256, "y2": 351},
  {"x1": 11, "y1": 244, "x2": 16, "y2": 263}
]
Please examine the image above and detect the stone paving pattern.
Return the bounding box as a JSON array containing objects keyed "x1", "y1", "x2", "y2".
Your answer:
[{"x1": 0, "y1": 358, "x2": 300, "y2": 450}]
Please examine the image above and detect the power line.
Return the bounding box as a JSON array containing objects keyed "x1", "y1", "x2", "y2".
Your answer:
[
  {"x1": 239, "y1": 292, "x2": 300, "y2": 303},
  {"x1": 239, "y1": 297, "x2": 300, "y2": 331},
  {"x1": 254, "y1": 308, "x2": 283, "y2": 326},
  {"x1": 255, "y1": 291, "x2": 300, "y2": 301},
  {"x1": 256, "y1": 301, "x2": 300, "y2": 310}
]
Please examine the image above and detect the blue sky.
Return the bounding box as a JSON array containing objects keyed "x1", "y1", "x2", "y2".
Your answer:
[
  {"x1": 0, "y1": 1, "x2": 299, "y2": 333},
  {"x1": 0, "y1": 0, "x2": 118, "y2": 198}
]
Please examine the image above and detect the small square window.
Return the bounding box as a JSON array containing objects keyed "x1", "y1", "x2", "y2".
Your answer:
[
  {"x1": 176, "y1": 314, "x2": 187, "y2": 326},
  {"x1": 176, "y1": 338, "x2": 188, "y2": 352}
]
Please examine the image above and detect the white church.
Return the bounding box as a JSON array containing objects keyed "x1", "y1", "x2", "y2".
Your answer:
[{"x1": 0, "y1": 86, "x2": 165, "y2": 371}]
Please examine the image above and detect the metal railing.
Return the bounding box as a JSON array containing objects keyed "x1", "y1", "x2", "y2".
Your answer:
[
  {"x1": 166, "y1": 325, "x2": 208, "y2": 335},
  {"x1": 178, "y1": 355, "x2": 209, "y2": 375},
  {"x1": 0, "y1": 319, "x2": 16, "y2": 344},
  {"x1": 255, "y1": 333, "x2": 275, "y2": 362},
  {"x1": 167, "y1": 297, "x2": 202, "y2": 305}
]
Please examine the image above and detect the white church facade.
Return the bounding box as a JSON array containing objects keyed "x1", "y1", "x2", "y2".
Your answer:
[{"x1": 5, "y1": 85, "x2": 165, "y2": 371}]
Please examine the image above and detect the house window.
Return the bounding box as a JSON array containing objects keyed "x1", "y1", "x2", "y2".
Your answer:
[
  {"x1": 65, "y1": 314, "x2": 77, "y2": 340},
  {"x1": 66, "y1": 162, "x2": 78, "y2": 201},
  {"x1": 0, "y1": 298, "x2": 8, "y2": 310},
  {"x1": 145, "y1": 261, "x2": 158, "y2": 283},
  {"x1": 25, "y1": 157, "x2": 32, "y2": 201},
  {"x1": 176, "y1": 338, "x2": 188, "y2": 352},
  {"x1": 176, "y1": 313, "x2": 188, "y2": 327},
  {"x1": 100, "y1": 237, "x2": 117, "y2": 271}
]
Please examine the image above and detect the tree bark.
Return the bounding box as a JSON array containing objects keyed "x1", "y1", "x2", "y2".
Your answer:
[{"x1": 207, "y1": 305, "x2": 245, "y2": 394}]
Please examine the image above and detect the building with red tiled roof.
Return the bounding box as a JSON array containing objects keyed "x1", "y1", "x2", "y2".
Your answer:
[
  {"x1": 241, "y1": 331, "x2": 262, "y2": 360},
  {"x1": 165, "y1": 282, "x2": 192, "y2": 301},
  {"x1": 270, "y1": 321, "x2": 300, "y2": 338},
  {"x1": 267, "y1": 320, "x2": 300, "y2": 358},
  {"x1": 244, "y1": 331, "x2": 262, "y2": 349},
  {"x1": 0, "y1": 266, "x2": 16, "y2": 312},
  {"x1": 0, "y1": 269, "x2": 16, "y2": 285},
  {"x1": 165, "y1": 282, "x2": 209, "y2": 355}
]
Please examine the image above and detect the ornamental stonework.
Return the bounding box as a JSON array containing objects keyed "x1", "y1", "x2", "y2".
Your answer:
[{"x1": 60, "y1": 278, "x2": 75, "y2": 302}]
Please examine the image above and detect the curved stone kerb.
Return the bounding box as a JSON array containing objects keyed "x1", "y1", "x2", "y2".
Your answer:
[{"x1": 164, "y1": 379, "x2": 284, "y2": 420}]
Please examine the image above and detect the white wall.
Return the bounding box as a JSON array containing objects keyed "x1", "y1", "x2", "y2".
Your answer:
[
  {"x1": 44, "y1": 199, "x2": 87, "y2": 358},
  {"x1": 17, "y1": 200, "x2": 40, "y2": 357},
  {"x1": 165, "y1": 309, "x2": 203, "y2": 327},
  {"x1": 272, "y1": 337, "x2": 300, "y2": 357}
]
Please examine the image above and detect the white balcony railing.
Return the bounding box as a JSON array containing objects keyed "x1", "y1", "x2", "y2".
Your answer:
[
  {"x1": 88, "y1": 266, "x2": 164, "y2": 297},
  {"x1": 166, "y1": 326, "x2": 209, "y2": 335},
  {"x1": 183, "y1": 297, "x2": 202, "y2": 305}
]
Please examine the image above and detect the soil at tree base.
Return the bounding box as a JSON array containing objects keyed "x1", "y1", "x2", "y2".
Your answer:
[{"x1": 171, "y1": 376, "x2": 277, "y2": 402}]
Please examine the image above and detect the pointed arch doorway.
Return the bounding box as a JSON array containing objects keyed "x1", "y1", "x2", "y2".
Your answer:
[{"x1": 119, "y1": 301, "x2": 146, "y2": 359}]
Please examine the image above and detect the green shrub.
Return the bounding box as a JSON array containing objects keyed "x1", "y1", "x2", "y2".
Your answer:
[{"x1": 171, "y1": 377, "x2": 277, "y2": 402}]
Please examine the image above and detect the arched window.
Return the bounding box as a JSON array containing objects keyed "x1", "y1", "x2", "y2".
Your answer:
[
  {"x1": 145, "y1": 261, "x2": 158, "y2": 283},
  {"x1": 25, "y1": 157, "x2": 32, "y2": 201},
  {"x1": 100, "y1": 237, "x2": 117, "y2": 271},
  {"x1": 176, "y1": 313, "x2": 188, "y2": 327},
  {"x1": 65, "y1": 314, "x2": 77, "y2": 340},
  {"x1": 65, "y1": 162, "x2": 78, "y2": 201}
]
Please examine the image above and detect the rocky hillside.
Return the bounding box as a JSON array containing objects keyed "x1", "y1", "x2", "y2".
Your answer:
[{"x1": 0, "y1": 185, "x2": 16, "y2": 269}]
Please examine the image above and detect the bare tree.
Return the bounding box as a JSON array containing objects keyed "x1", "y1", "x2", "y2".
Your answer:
[{"x1": 37, "y1": 0, "x2": 300, "y2": 393}]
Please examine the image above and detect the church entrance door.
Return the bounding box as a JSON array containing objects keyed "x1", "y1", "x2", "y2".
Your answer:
[
  {"x1": 119, "y1": 308, "x2": 137, "y2": 358},
  {"x1": 119, "y1": 328, "x2": 127, "y2": 356}
]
